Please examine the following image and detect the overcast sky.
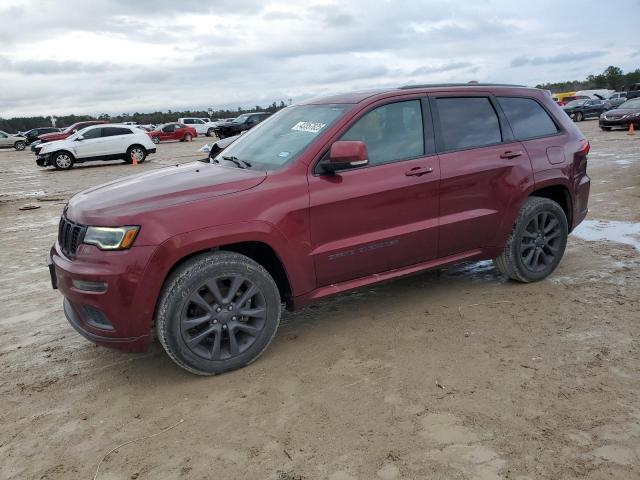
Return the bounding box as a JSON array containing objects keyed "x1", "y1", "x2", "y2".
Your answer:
[{"x1": 1, "y1": 0, "x2": 639, "y2": 118}]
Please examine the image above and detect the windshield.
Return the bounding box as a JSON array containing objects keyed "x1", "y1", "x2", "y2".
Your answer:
[
  {"x1": 232, "y1": 114, "x2": 250, "y2": 124},
  {"x1": 214, "y1": 104, "x2": 349, "y2": 170},
  {"x1": 618, "y1": 98, "x2": 640, "y2": 109},
  {"x1": 565, "y1": 100, "x2": 586, "y2": 107}
]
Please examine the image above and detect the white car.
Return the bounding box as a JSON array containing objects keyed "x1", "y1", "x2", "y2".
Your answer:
[
  {"x1": 36, "y1": 124, "x2": 157, "y2": 170},
  {"x1": 177, "y1": 117, "x2": 217, "y2": 137},
  {"x1": 0, "y1": 130, "x2": 27, "y2": 151}
]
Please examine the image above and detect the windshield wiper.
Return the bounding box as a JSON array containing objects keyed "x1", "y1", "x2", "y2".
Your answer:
[{"x1": 221, "y1": 155, "x2": 252, "y2": 168}]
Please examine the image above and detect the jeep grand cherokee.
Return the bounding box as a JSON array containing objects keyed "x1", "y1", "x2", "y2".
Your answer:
[{"x1": 49, "y1": 83, "x2": 590, "y2": 375}]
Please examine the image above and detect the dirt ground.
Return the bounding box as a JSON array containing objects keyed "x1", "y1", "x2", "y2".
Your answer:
[{"x1": 1, "y1": 122, "x2": 639, "y2": 480}]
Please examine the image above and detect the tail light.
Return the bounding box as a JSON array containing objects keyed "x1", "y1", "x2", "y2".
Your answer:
[{"x1": 574, "y1": 139, "x2": 590, "y2": 175}]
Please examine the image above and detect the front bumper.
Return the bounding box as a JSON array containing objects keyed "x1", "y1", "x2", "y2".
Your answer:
[
  {"x1": 599, "y1": 118, "x2": 639, "y2": 128},
  {"x1": 36, "y1": 153, "x2": 52, "y2": 167},
  {"x1": 49, "y1": 242, "x2": 159, "y2": 352}
]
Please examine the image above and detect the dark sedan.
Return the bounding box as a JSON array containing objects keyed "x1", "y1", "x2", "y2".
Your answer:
[
  {"x1": 562, "y1": 99, "x2": 611, "y2": 122},
  {"x1": 599, "y1": 98, "x2": 640, "y2": 131},
  {"x1": 19, "y1": 127, "x2": 61, "y2": 145},
  {"x1": 213, "y1": 112, "x2": 270, "y2": 139}
]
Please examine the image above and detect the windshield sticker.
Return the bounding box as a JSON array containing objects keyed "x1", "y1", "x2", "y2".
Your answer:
[{"x1": 292, "y1": 121, "x2": 326, "y2": 133}]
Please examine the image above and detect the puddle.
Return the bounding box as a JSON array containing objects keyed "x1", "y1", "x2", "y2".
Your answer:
[{"x1": 572, "y1": 219, "x2": 640, "y2": 251}]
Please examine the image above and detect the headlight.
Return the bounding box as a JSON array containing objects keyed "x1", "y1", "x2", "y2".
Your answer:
[{"x1": 83, "y1": 226, "x2": 139, "y2": 250}]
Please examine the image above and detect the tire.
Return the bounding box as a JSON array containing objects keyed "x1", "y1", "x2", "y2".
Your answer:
[
  {"x1": 184, "y1": 133, "x2": 192, "y2": 142},
  {"x1": 14, "y1": 141, "x2": 26, "y2": 151},
  {"x1": 206, "y1": 128, "x2": 215, "y2": 137},
  {"x1": 600, "y1": 126, "x2": 612, "y2": 131},
  {"x1": 125, "y1": 145, "x2": 147, "y2": 164},
  {"x1": 152, "y1": 136, "x2": 160, "y2": 144},
  {"x1": 494, "y1": 196, "x2": 568, "y2": 283},
  {"x1": 53, "y1": 151, "x2": 74, "y2": 170},
  {"x1": 575, "y1": 112, "x2": 584, "y2": 122},
  {"x1": 156, "y1": 251, "x2": 281, "y2": 375}
]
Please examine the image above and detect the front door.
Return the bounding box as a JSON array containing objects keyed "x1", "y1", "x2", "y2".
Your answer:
[
  {"x1": 72, "y1": 127, "x2": 107, "y2": 159},
  {"x1": 308, "y1": 98, "x2": 440, "y2": 287}
]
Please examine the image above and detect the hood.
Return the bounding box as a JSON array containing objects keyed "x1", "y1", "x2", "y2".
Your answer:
[
  {"x1": 66, "y1": 161, "x2": 266, "y2": 224},
  {"x1": 604, "y1": 107, "x2": 640, "y2": 115},
  {"x1": 40, "y1": 138, "x2": 70, "y2": 152},
  {"x1": 39, "y1": 131, "x2": 68, "y2": 142}
]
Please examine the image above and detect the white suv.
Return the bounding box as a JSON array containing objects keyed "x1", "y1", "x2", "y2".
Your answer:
[
  {"x1": 36, "y1": 124, "x2": 157, "y2": 170},
  {"x1": 177, "y1": 117, "x2": 217, "y2": 137}
]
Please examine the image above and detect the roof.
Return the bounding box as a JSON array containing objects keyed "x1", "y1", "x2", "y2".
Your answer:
[{"x1": 302, "y1": 83, "x2": 535, "y2": 105}]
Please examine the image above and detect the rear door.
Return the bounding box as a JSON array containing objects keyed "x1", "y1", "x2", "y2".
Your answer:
[
  {"x1": 431, "y1": 95, "x2": 533, "y2": 257},
  {"x1": 101, "y1": 126, "x2": 134, "y2": 155},
  {"x1": 308, "y1": 97, "x2": 441, "y2": 286}
]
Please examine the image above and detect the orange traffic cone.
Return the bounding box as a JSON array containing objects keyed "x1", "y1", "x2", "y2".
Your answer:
[
  {"x1": 131, "y1": 152, "x2": 138, "y2": 165},
  {"x1": 628, "y1": 123, "x2": 636, "y2": 135}
]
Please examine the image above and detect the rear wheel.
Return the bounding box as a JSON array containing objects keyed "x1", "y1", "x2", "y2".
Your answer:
[
  {"x1": 184, "y1": 133, "x2": 193, "y2": 142},
  {"x1": 156, "y1": 251, "x2": 281, "y2": 375},
  {"x1": 494, "y1": 196, "x2": 568, "y2": 283},
  {"x1": 575, "y1": 111, "x2": 584, "y2": 122},
  {"x1": 53, "y1": 151, "x2": 74, "y2": 170},
  {"x1": 14, "y1": 141, "x2": 26, "y2": 151},
  {"x1": 125, "y1": 145, "x2": 147, "y2": 164}
]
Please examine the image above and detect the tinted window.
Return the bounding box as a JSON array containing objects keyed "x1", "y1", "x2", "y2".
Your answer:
[
  {"x1": 183, "y1": 119, "x2": 194, "y2": 124},
  {"x1": 82, "y1": 128, "x2": 102, "y2": 139},
  {"x1": 498, "y1": 97, "x2": 559, "y2": 140},
  {"x1": 436, "y1": 97, "x2": 501, "y2": 150},
  {"x1": 103, "y1": 127, "x2": 132, "y2": 137},
  {"x1": 162, "y1": 124, "x2": 176, "y2": 132},
  {"x1": 341, "y1": 100, "x2": 424, "y2": 166}
]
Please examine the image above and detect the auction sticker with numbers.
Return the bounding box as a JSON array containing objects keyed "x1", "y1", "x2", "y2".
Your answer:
[{"x1": 291, "y1": 121, "x2": 326, "y2": 133}]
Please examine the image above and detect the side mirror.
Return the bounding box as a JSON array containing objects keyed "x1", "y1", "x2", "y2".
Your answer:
[
  {"x1": 322, "y1": 140, "x2": 369, "y2": 173},
  {"x1": 75, "y1": 135, "x2": 84, "y2": 141}
]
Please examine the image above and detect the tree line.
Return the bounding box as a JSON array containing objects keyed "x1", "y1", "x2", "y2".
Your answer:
[
  {"x1": 0, "y1": 101, "x2": 289, "y2": 134},
  {"x1": 536, "y1": 65, "x2": 640, "y2": 93}
]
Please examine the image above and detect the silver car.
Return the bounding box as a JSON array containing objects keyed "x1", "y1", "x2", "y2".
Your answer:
[{"x1": 0, "y1": 130, "x2": 27, "y2": 151}]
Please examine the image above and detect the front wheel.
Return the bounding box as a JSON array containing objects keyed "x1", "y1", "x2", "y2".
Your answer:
[
  {"x1": 156, "y1": 251, "x2": 281, "y2": 375},
  {"x1": 206, "y1": 128, "x2": 215, "y2": 137},
  {"x1": 53, "y1": 151, "x2": 74, "y2": 170},
  {"x1": 151, "y1": 136, "x2": 160, "y2": 144},
  {"x1": 494, "y1": 196, "x2": 568, "y2": 283},
  {"x1": 14, "y1": 141, "x2": 26, "y2": 151}
]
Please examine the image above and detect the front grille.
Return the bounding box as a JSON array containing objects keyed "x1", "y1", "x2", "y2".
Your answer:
[{"x1": 58, "y1": 215, "x2": 87, "y2": 257}]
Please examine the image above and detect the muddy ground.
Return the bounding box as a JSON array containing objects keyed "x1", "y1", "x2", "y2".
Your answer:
[{"x1": 1, "y1": 122, "x2": 639, "y2": 480}]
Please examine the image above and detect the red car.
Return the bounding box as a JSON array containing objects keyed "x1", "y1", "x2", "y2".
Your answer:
[
  {"x1": 32, "y1": 120, "x2": 108, "y2": 154},
  {"x1": 49, "y1": 83, "x2": 590, "y2": 375},
  {"x1": 148, "y1": 123, "x2": 197, "y2": 144}
]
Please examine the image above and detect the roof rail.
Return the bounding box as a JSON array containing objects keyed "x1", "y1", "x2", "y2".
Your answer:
[{"x1": 399, "y1": 82, "x2": 528, "y2": 90}]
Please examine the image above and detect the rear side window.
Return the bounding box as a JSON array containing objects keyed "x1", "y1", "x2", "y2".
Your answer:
[
  {"x1": 341, "y1": 100, "x2": 425, "y2": 166},
  {"x1": 435, "y1": 97, "x2": 501, "y2": 150},
  {"x1": 183, "y1": 119, "x2": 193, "y2": 124},
  {"x1": 103, "y1": 127, "x2": 132, "y2": 137},
  {"x1": 497, "y1": 97, "x2": 558, "y2": 140}
]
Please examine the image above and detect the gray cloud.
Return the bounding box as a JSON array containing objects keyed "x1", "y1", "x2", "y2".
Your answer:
[
  {"x1": 1, "y1": 0, "x2": 639, "y2": 117},
  {"x1": 510, "y1": 51, "x2": 608, "y2": 67}
]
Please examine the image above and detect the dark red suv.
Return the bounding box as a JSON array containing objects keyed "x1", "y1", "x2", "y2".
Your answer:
[{"x1": 49, "y1": 84, "x2": 590, "y2": 375}]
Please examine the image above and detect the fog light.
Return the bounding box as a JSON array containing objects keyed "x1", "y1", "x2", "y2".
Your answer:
[{"x1": 72, "y1": 279, "x2": 107, "y2": 292}]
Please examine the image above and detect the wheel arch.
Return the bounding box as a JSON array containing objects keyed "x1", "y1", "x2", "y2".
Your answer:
[
  {"x1": 529, "y1": 184, "x2": 573, "y2": 231},
  {"x1": 155, "y1": 239, "x2": 294, "y2": 315},
  {"x1": 52, "y1": 149, "x2": 76, "y2": 160}
]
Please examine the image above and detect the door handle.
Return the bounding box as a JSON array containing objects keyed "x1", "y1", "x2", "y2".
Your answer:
[
  {"x1": 405, "y1": 166, "x2": 434, "y2": 176},
  {"x1": 500, "y1": 150, "x2": 523, "y2": 159}
]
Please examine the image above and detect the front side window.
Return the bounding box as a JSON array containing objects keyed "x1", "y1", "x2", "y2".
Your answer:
[
  {"x1": 81, "y1": 127, "x2": 102, "y2": 139},
  {"x1": 436, "y1": 97, "x2": 501, "y2": 150},
  {"x1": 215, "y1": 104, "x2": 348, "y2": 170},
  {"x1": 0, "y1": 131, "x2": 7, "y2": 138},
  {"x1": 341, "y1": 100, "x2": 424, "y2": 166},
  {"x1": 497, "y1": 97, "x2": 559, "y2": 140}
]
